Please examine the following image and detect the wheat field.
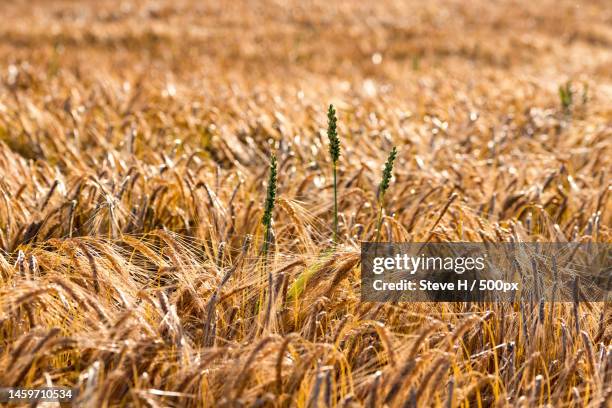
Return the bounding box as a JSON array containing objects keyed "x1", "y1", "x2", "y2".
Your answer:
[{"x1": 0, "y1": 0, "x2": 610, "y2": 407}]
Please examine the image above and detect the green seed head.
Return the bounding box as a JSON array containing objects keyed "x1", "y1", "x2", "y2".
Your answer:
[
  {"x1": 327, "y1": 104, "x2": 340, "y2": 163},
  {"x1": 379, "y1": 146, "x2": 397, "y2": 196},
  {"x1": 559, "y1": 81, "x2": 573, "y2": 111},
  {"x1": 262, "y1": 155, "x2": 277, "y2": 228}
]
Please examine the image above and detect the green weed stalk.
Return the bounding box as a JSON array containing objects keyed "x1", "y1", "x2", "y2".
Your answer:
[
  {"x1": 559, "y1": 81, "x2": 573, "y2": 114},
  {"x1": 327, "y1": 104, "x2": 340, "y2": 243},
  {"x1": 262, "y1": 155, "x2": 277, "y2": 260},
  {"x1": 375, "y1": 146, "x2": 397, "y2": 242}
]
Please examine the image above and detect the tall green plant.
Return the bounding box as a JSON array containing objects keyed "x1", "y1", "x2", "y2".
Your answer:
[
  {"x1": 559, "y1": 81, "x2": 573, "y2": 113},
  {"x1": 262, "y1": 155, "x2": 277, "y2": 259},
  {"x1": 327, "y1": 104, "x2": 341, "y2": 243},
  {"x1": 375, "y1": 146, "x2": 397, "y2": 242}
]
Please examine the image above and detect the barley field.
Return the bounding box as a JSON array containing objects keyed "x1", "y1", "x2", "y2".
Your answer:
[{"x1": 0, "y1": 0, "x2": 610, "y2": 407}]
